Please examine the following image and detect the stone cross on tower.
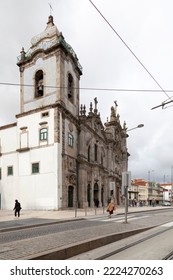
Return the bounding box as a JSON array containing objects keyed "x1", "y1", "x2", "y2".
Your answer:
[{"x1": 49, "y1": 3, "x2": 53, "y2": 15}]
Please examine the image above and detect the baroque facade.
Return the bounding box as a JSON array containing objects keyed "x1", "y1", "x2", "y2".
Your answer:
[{"x1": 0, "y1": 16, "x2": 128, "y2": 210}]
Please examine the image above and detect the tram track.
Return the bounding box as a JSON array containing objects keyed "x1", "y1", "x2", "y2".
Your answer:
[
  {"x1": 162, "y1": 251, "x2": 173, "y2": 260},
  {"x1": 95, "y1": 225, "x2": 173, "y2": 260}
]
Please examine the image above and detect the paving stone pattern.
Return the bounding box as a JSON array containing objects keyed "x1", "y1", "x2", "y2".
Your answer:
[{"x1": 0, "y1": 207, "x2": 172, "y2": 259}]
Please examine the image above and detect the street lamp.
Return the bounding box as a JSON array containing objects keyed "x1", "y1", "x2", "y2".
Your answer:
[
  {"x1": 148, "y1": 170, "x2": 154, "y2": 182},
  {"x1": 123, "y1": 123, "x2": 144, "y2": 223},
  {"x1": 127, "y1": 124, "x2": 144, "y2": 132}
]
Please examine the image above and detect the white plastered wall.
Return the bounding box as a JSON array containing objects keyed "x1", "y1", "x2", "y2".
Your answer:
[{"x1": 0, "y1": 108, "x2": 61, "y2": 210}]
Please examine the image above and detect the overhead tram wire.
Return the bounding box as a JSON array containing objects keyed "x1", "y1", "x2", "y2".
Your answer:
[
  {"x1": 89, "y1": 0, "x2": 172, "y2": 108},
  {"x1": 2, "y1": 81, "x2": 173, "y2": 94},
  {"x1": 151, "y1": 94, "x2": 173, "y2": 110},
  {"x1": 1, "y1": 3, "x2": 170, "y2": 108},
  {"x1": 1, "y1": 1, "x2": 172, "y2": 108},
  {"x1": 151, "y1": 100, "x2": 173, "y2": 110}
]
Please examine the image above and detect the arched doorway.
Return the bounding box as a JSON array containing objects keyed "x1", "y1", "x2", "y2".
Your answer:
[
  {"x1": 87, "y1": 184, "x2": 91, "y2": 207},
  {"x1": 68, "y1": 186, "x2": 74, "y2": 207},
  {"x1": 101, "y1": 187, "x2": 104, "y2": 206},
  {"x1": 94, "y1": 182, "x2": 99, "y2": 207}
]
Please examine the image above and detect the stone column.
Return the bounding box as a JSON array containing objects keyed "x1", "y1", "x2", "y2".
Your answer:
[{"x1": 78, "y1": 165, "x2": 87, "y2": 208}]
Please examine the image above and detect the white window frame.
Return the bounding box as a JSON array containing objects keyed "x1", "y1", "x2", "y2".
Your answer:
[{"x1": 68, "y1": 133, "x2": 74, "y2": 147}]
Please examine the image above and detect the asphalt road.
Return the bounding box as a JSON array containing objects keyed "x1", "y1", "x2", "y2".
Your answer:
[
  {"x1": 0, "y1": 218, "x2": 102, "y2": 244},
  {"x1": 0, "y1": 208, "x2": 173, "y2": 260},
  {"x1": 0, "y1": 209, "x2": 172, "y2": 245}
]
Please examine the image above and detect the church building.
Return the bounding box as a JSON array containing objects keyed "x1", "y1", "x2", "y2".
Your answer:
[{"x1": 0, "y1": 16, "x2": 128, "y2": 210}]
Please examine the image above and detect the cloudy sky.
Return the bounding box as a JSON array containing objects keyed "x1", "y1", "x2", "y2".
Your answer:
[{"x1": 1, "y1": 0, "x2": 173, "y2": 183}]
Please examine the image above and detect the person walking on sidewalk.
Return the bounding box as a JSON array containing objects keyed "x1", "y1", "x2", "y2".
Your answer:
[
  {"x1": 107, "y1": 200, "x2": 115, "y2": 218},
  {"x1": 13, "y1": 199, "x2": 22, "y2": 217}
]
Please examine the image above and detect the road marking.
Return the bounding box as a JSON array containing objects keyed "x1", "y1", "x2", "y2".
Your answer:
[
  {"x1": 112, "y1": 215, "x2": 149, "y2": 223},
  {"x1": 160, "y1": 221, "x2": 173, "y2": 227},
  {"x1": 86, "y1": 215, "x2": 151, "y2": 223},
  {"x1": 101, "y1": 215, "x2": 135, "y2": 222},
  {"x1": 86, "y1": 214, "x2": 150, "y2": 224},
  {"x1": 87, "y1": 214, "x2": 135, "y2": 220}
]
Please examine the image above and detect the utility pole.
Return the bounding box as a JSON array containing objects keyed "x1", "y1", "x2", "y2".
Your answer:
[
  {"x1": 171, "y1": 166, "x2": 173, "y2": 204},
  {"x1": 122, "y1": 171, "x2": 131, "y2": 223}
]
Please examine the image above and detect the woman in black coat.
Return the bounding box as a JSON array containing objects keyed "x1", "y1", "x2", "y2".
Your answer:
[{"x1": 13, "y1": 200, "x2": 21, "y2": 217}]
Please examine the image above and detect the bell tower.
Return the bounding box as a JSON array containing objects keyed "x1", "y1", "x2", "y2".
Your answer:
[{"x1": 17, "y1": 16, "x2": 82, "y2": 117}]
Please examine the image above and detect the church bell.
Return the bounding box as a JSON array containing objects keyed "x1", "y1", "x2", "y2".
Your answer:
[
  {"x1": 38, "y1": 85, "x2": 43, "y2": 93},
  {"x1": 37, "y1": 81, "x2": 43, "y2": 96}
]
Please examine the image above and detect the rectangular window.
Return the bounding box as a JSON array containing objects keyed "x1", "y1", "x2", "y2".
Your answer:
[
  {"x1": 32, "y1": 163, "x2": 39, "y2": 174},
  {"x1": 41, "y1": 111, "x2": 49, "y2": 118},
  {"x1": 68, "y1": 133, "x2": 73, "y2": 147},
  {"x1": 7, "y1": 166, "x2": 13, "y2": 176},
  {"x1": 40, "y1": 128, "x2": 48, "y2": 141}
]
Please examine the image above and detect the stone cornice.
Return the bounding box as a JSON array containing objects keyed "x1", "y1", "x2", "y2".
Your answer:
[
  {"x1": 16, "y1": 102, "x2": 79, "y2": 128},
  {"x1": 16, "y1": 105, "x2": 54, "y2": 118},
  {"x1": 0, "y1": 122, "x2": 17, "y2": 130},
  {"x1": 16, "y1": 147, "x2": 30, "y2": 153},
  {"x1": 17, "y1": 35, "x2": 82, "y2": 76}
]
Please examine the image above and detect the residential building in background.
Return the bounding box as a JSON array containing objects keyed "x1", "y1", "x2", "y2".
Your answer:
[
  {"x1": 148, "y1": 181, "x2": 163, "y2": 206},
  {"x1": 131, "y1": 179, "x2": 148, "y2": 206},
  {"x1": 160, "y1": 183, "x2": 173, "y2": 203},
  {"x1": 131, "y1": 179, "x2": 163, "y2": 206}
]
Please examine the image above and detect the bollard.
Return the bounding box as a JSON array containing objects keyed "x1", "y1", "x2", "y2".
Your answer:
[
  {"x1": 75, "y1": 201, "x2": 78, "y2": 217},
  {"x1": 75, "y1": 207, "x2": 77, "y2": 217}
]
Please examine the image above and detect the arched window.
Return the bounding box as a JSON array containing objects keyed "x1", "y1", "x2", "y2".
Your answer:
[
  {"x1": 68, "y1": 186, "x2": 74, "y2": 207},
  {"x1": 94, "y1": 144, "x2": 98, "y2": 161},
  {"x1": 87, "y1": 184, "x2": 91, "y2": 207},
  {"x1": 67, "y1": 73, "x2": 74, "y2": 102},
  {"x1": 35, "y1": 70, "x2": 44, "y2": 97},
  {"x1": 101, "y1": 147, "x2": 105, "y2": 165},
  {"x1": 94, "y1": 183, "x2": 99, "y2": 207}
]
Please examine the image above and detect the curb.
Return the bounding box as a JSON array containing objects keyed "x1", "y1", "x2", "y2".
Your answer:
[
  {"x1": 0, "y1": 218, "x2": 85, "y2": 233},
  {"x1": 26, "y1": 226, "x2": 154, "y2": 260},
  {"x1": 0, "y1": 207, "x2": 170, "y2": 233}
]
